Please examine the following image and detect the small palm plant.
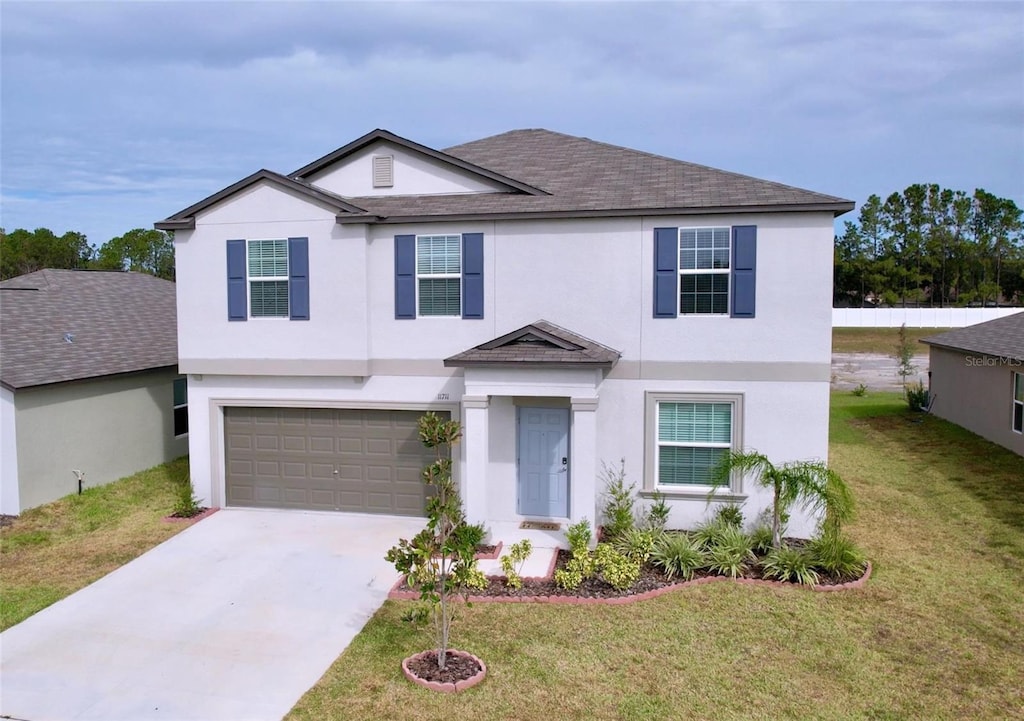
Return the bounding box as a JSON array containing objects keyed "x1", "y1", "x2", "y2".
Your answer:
[{"x1": 710, "y1": 451, "x2": 854, "y2": 549}]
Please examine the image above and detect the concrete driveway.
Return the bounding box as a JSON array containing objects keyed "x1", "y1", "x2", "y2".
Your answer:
[{"x1": 0, "y1": 509, "x2": 424, "y2": 721}]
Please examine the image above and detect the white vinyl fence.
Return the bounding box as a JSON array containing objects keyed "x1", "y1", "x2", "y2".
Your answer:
[{"x1": 833, "y1": 307, "x2": 1023, "y2": 328}]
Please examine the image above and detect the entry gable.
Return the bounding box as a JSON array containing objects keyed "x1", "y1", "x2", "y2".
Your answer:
[
  {"x1": 445, "y1": 320, "x2": 621, "y2": 368},
  {"x1": 291, "y1": 129, "x2": 548, "y2": 199}
]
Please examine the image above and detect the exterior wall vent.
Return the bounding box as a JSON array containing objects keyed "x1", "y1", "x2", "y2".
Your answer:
[{"x1": 372, "y1": 155, "x2": 394, "y2": 188}]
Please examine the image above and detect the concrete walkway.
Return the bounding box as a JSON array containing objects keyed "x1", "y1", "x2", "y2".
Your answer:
[{"x1": 0, "y1": 509, "x2": 424, "y2": 721}]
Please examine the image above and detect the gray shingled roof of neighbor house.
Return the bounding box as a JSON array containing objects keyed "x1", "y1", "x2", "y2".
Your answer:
[
  {"x1": 445, "y1": 320, "x2": 621, "y2": 367},
  {"x1": 0, "y1": 269, "x2": 178, "y2": 390},
  {"x1": 338, "y1": 129, "x2": 854, "y2": 221},
  {"x1": 157, "y1": 128, "x2": 854, "y2": 229},
  {"x1": 920, "y1": 311, "x2": 1024, "y2": 361}
]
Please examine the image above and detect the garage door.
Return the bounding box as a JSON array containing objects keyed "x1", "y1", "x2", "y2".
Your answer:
[{"x1": 224, "y1": 407, "x2": 447, "y2": 516}]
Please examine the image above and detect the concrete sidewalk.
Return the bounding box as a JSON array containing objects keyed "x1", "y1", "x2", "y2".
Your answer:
[{"x1": 0, "y1": 509, "x2": 423, "y2": 721}]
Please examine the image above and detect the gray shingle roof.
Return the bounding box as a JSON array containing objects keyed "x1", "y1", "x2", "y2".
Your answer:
[
  {"x1": 445, "y1": 320, "x2": 621, "y2": 368},
  {"x1": 920, "y1": 312, "x2": 1024, "y2": 361},
  {"x1": 337, "y1": 129, "x2": 853, "y2": 221},
  {"x1": 0, "y1": 270, "x2": 178, "y2": 390},
  {"x1": 156, "y1": 128, "x2": 854, "y2": 229}
]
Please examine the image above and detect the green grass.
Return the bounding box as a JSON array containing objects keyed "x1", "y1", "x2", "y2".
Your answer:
[
  {"x1": 288, "y1": 394, "x2": 1024, "y2": 721},
  {"x1": 832, "y1": 327, "x2": 944, "y2": 354},
  {"x1": 0, "y1": 457, "x2": 192, "y2": 630}
]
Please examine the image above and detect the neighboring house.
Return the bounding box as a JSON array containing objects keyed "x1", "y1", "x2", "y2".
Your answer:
[
  {"x1": 156, "y1": 128, "x2": 853, "y2": 537},
  {"x1": 921, "y1": 312, "x2": 1024, "y2": 456},
  {"x1": 0, "y1": 270, "x2": 187, "y2": 514}
]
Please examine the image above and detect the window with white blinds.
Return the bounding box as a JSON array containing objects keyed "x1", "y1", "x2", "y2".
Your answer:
[
  {"x1": 416, "y1": 235, "x2": 461, "y2": 316},
  {"x1": 656, "y1": 400, "x2": 734, "y2": 487},
  {"x1": 247, "y1": 239, "x2": 289, "y2": 317}
]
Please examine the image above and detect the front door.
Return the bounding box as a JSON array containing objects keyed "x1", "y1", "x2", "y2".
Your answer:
[{"x1": 517, "y1": 407, "x2": 569, "y2": 517}]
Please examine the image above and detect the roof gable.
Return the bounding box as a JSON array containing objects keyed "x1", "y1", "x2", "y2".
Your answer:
[
  {"x1": 290, "y1": 129, "x2": 547, "y2": 196},
  {"x1": 156, "y1": 169, "x2": 368, "y2": 231},
  {"x1": 445, "y1": 320, "x2": 621, "y2": 368},
  {"x1": 0, "y1": 270, "x2": 179, "y2": 390},
  {"x1": 921, "y1": 312, "x2": 1024, "y2": 360}
]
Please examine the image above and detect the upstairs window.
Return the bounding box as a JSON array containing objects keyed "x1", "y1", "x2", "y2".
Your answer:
[
  {"x1": 417, "y1": 235, "x2": 461, "y2": 316},
  {"x1": 247, "y1": 239, "x2": 289, "y2": 317},
  {"x1": 679, "y1": 227, "x2": 730, "y2": 315},
  {"x1": 1014, "y1": 372, "x2": 1023, "y2": 434}
]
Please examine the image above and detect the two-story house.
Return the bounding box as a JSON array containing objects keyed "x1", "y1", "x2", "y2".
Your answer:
[{"x1": 157, "y1": 128, "x2": 853, "y2": 538}]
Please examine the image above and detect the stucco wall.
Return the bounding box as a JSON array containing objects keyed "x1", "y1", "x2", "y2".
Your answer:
[
  {"x1": 1, "y1": 386, "x2": 20, "y2": 514},
  {"x1": 177, "y1": 185, "x2": 835, "y2": 375},
  {"x1": 305, "y1": 140, "x2": 509, "y2": 197},
  {"x1": 187, "y1": 373, "x2": 829, "y2": 537},
  {"x1": 928, "y1": 347, "x2": 1024, "y2": 456},
  {"x1": 12, "y1": 368, "x2": 189, "y2": 511}
]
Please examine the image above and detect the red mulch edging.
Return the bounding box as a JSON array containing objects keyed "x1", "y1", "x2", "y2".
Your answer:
[
  {"x1": 162, "y1": 507, "x2": 219, "y2": 524},
  {"x1": 402, "y1": 649, "x2": 487, "y2": 693},
  {"x1": 388, "y1": 559, "x2": 872, "y2": 605}
]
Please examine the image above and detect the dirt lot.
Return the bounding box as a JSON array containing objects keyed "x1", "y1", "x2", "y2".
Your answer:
[{"x1": 831, "y1": 352, "x2": 929, "y2": 391}]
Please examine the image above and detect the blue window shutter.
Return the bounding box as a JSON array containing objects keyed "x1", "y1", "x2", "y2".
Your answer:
[
  {"x1": 288, "y1": 237, "x2": 310, "y2": 321},
  {"x1": 462, "y1": 232, "x2": 484, "y2": 319},
  {"x1": 394, "y1": 234, "x2": 416, "y2": 319},
  {"x1": 226, "y1": 239, "x2": 247, "y2": 321},
  {"x1": 731, "y1": 225, "x2": 757, "y2": 318},
  {"x1": 653, "y1": 227, "x2": 678, "y2": 318}
]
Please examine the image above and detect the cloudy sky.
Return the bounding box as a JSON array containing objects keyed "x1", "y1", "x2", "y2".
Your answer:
[{"x1": 2, "y1": 1, "x2": 1022, "y2": 246}]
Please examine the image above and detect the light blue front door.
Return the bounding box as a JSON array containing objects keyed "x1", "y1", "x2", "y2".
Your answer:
[{"x1": 517, "y1": 407, "x2": 569, "y2": 517}]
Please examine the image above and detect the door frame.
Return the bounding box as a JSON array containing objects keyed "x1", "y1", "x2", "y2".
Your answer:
[{"x1": 515, "y1": 404, "x2": 571, "y2": 518}]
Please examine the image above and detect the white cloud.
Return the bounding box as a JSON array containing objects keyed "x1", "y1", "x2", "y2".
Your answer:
[{"x1": 1, "y1": 1, "x2": 1021, "y2": 245}]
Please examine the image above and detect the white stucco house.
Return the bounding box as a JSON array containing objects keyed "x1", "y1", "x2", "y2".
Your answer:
[
  {"x1": 156, "y1": 128, "x2": 853, "y2": 537},
  {"x1": 1, "y1": 269, "x2": 187, "y2": 514}
]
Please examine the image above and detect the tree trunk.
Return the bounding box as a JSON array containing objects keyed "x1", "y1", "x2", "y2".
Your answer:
[{"x1": 772, "y1": 483, "x2": 782, "y2": 549}]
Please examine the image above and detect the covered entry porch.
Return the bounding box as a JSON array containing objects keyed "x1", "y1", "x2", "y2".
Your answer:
[{"x1": 444, "y1": 320, "x2": 621, "y2": 528}]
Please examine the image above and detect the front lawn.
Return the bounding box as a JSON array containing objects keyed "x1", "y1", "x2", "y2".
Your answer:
[
  {"x1": 288, "y1": 394, "x2": 1024, "y2": 721},
  {"x1": 0, "y1": 457, "x2": 192, "y2": 631}
]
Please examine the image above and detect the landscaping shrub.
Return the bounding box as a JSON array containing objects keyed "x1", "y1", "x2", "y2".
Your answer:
[
  {"x1": 459, "y1": 522, "x2": 487, "y2": 550},
  {"x1": 613, "y1": 527, "x2": 661, "y2": 564},
  {"x1": 565, "y1": 518, "x2": 592, "y2": 555},
  {"x1": 763, "y1": 545, "x2": 820, "y2": 586},
  {"x1": 172, "y1": 479, "x2": 202, "y2": 518},
  {"x1": 713, "y1": 503, "x2": 744, "y2": 529},
  {"x1": 599, "y1": 459, "x2": 636, "y2": 542},
  {"x1": 905, "y1": 380, "x2": 930, "y2": 411},
  {"x1": 705, "y1": 526, "x2": 755, "y2": 578},
  {"x1": 499, "y1": 539, "x2": 533, "y2": 589},
  {"x1": 692, "y1": 517, "x2": 734, "y2": 551},
  {"x1": 643, "y1": 490, "x2": 671, "y2": 531},
  {"x1": 808, "y1": 526, "x2": 867, "y2": 578},
  {"x1": 749, "y1": 523, "x2": 775, "y2": 555},
  {"x1": 593, "y1": 543, "x2": 641, "y2": 591},
  {"x1": 651, "y1": 532, "x2": 706, "y2": 581}
]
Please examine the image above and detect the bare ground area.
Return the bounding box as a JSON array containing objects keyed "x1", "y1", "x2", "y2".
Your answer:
[{"x1": 831, "y1": 353, "x2": 929, "y2": 391}]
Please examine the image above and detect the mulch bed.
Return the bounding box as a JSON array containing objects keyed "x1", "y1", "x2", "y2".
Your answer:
[
  {"x1": 395, "y1": 549, "x2": 866, "y2": 601},
  {"x1": 406, "y1": 650, "x2": 483, "y2": 684}
]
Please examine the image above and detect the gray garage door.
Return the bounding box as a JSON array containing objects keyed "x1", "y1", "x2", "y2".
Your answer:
[{"x1": 224, "y1": 407, "x2": 447, "y2": 516}]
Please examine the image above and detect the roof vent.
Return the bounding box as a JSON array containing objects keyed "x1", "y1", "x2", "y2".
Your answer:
[{"x1": 372, "y1": 155, "x2": 394, "y2": 188}]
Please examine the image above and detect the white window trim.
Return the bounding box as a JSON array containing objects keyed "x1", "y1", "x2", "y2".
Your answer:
[
  {"x1": 679, "y1": 226, "x2": 730, "y2": 316},
  {"x1": 415, "y1": 234, "x2": 461, "y2": 318},
  {"x1": 247, "y1": 238, "x2": 289, "y2": 319},
  {"x1": 1013, "y1": 372, "x2": 1023, "y2": 435},
  {"x1": 173, "y1": 377, "x2": 188, "y2": 439},
  {"x1": 643, "y1": 391, "x2": 745, "y2": 500}
]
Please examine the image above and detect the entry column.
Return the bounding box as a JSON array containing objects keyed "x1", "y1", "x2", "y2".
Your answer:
[
  {"x1": 570, "y1": 397, "x2": 598, "y2": 527},
  {"x1": 461, "y1": 395, "x2": 489, "y2": 525}
]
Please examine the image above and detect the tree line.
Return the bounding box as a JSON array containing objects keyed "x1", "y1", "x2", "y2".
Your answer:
[
  {"x1": 834, "y1": 185, "x2": 1023, "y2": 307},
  {"x1": 0, "y1": 227, "x2": 174, "y2": 281}
]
